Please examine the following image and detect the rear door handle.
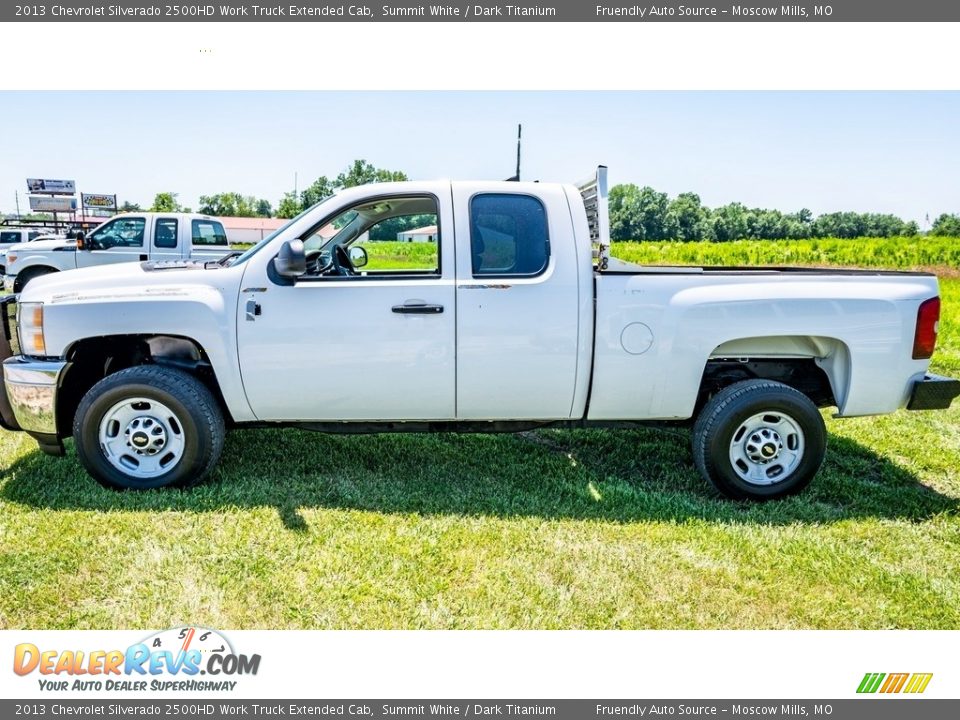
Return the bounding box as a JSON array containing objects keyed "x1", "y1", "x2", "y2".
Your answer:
[{"x1": 392, "y1": 302, "x2": 444, "y2": 314}]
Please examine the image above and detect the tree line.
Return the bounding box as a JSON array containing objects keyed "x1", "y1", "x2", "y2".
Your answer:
[
  {"x1": 127, "y1": 164, "x2": 959, "y2": 240},
  {"x1": 130, "y1": 160, "x2": 407, "y2": 220}
]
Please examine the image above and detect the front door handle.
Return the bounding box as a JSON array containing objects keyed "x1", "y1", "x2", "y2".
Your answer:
[
  {"x1": 245, "y1": 298, "x2": 262, "y2": 321},
  {"x1": 392, "y1": 302, "x2": 444, "y2": 315}
]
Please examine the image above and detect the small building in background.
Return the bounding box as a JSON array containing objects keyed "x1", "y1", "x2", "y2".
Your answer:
[
  {"x1": 397, "y1": 225, "x2": 438, "y2": 243},
  {"x1": 219, "y1": 217, "x2": 287, "y2": 245}
]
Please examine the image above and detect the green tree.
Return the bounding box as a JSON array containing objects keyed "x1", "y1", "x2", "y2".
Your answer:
[
  {"x1": 667, "y1": 192, "x2": 711, "y2": 241},
  {"x1": 931, "y1": 213, "x2": 960, "y2": 236},
  {"x1": 299, "y1": 176, "x2": 336, "y2": 209},
  {"x1": 256, "y1": 199, "x2": 273, "y2": 217},
  {"x1": 336, "y1": 159, "x2": 408, "y2": 188},
  {"x1": 276, "y1": 192, "x2": 302, "y2": 219},
  {"x1": 711, "y1": 203, "x2": 751, "y2": 242},
  {"x1": 609, "y1": 184, "x2": 643, "y2": 240},
  {"x1": 119, "y1": 200, "x2": 142, "y2": 212},
  {"x1": 198, "y1": 192, "x2": 268, "y2": 218},
  {"x1": 149, "y1": 192, "x2": 181, "y2": 212}
]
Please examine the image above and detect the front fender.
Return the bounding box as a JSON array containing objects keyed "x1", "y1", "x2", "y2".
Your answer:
[{"x1": 46, "y1": 288, "x2": 254, "y2": 422}]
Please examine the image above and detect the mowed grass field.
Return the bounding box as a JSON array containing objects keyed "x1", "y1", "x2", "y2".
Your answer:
[{"x1": 1, "y1": 237, "x2": 959, "y2": 629}]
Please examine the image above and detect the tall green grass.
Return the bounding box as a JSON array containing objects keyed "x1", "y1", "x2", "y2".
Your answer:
[{"x1": 611, "y1": 237, "x2": 960, "y2": 272}]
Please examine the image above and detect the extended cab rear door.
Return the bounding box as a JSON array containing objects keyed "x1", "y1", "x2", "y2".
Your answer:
[
  {"x1": 452, "y1": 183, "x2": 584, "y2": 420},
  {"x1": 185, "y1": 217, "x2": 231, "y2": 261}
]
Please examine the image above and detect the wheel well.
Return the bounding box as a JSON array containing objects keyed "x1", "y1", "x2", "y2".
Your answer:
[
  {"x1": 57, "y1": 335, "x2": 230, "y2": 437},
  {"x1": 697, "y1": 358, "x2": 836, "y2": 416},
  {"x1": 14, "y1": 265, "x2": 57, "y2": 293}
]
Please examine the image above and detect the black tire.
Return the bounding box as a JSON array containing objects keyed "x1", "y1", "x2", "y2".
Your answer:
[
  {"x1": 14, "y1": 266, "x2": 56, "y2": 293},
  {"x1": 73, "y1": 366, "x2": 225, "y2": 490},
  {"x1": 692, "y1": 379, "x2": 826, "y2": 501}
]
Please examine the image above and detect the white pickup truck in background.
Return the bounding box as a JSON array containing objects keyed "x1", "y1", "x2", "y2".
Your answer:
[
  {"x1": 0, "y1": 228, "x2": 44, "y2": 251},
  {"x1": 2, "y1": 212, "x2": 231, "y2": 293},
  {"x1": 1, "y1": 168, "x2": 957, "y2": 500},
  {"x1": 0, "y1": 231, "x2": 65, "y2": 277}
]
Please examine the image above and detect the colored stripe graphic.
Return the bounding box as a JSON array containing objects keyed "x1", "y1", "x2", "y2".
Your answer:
[
  {"x1": 857, "y1": 672, "x2": 932, "y2": 694},
  {"x1": 857, "y1": 673, "x2": 885, "y2": 693},
  {"x1": 904, "y1": 673, "x2": 934, "y2": 694},
  {"x1": 880, "y1": 673, "x2": 909, "y2": 693}
]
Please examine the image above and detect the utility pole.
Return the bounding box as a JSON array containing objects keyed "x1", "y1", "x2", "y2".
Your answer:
[{"x1": 15, "y1": 191, "x2": 21, "y2": 220}]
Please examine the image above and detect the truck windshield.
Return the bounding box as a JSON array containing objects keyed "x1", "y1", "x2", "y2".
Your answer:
[{"x1": 227, "y1": 199, "x2": 330, "y2": 266}]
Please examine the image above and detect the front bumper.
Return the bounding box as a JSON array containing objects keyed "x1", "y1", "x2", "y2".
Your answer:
[
  {"x1": 2, "y1": 356, "x2": 67, "y2": 434},
  {"x1": 907, "y1": 374, "x2": 960, "y2": 411}
]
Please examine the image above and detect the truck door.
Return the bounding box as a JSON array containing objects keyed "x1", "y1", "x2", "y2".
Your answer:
[
  {"x1": 236, "y1": 188, "x2": 456, "y2": 422},
  {"x1": 185, "y1": 218, "x2": 231, "y2": 261},
  {"x1": 76, "y1": 216, "x2": 149, "y2": 268},
  {"x1": 150, "y1": 216, "x2": 183, "y2": 263},
  {"x1": 452, "y1": 183, "x2": 582, "y2": 420}
]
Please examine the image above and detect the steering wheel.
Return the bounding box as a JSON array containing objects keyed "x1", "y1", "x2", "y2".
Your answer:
[
  {"x1": 331, "y1": 244, "x2": 357, "y2": 276},
  {"x1": 305, "y1": 250, "x2": 333, "y2": 276}
]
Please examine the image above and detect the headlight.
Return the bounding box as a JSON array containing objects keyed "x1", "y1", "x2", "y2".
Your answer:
[{"x1": 17, "y1": 302, "x2": 45, "y2": 356}]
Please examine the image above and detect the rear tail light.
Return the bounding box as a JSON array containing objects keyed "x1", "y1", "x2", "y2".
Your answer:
[{"x1": 913, "y1": 297, "x2": 940, "y2": 360}]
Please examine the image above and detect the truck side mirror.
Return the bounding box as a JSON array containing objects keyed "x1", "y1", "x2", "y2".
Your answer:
[
  {"x1": 348, "y1": 245, "x2": 368, "y2": 268},
  {"x1": 273, "y1": 239, "x2": 306, "y2": 278}
]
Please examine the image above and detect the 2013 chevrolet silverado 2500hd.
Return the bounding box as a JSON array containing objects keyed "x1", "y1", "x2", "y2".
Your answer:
[{"x1": 1, "y1": 168, "x2": 958, "y2": 499}]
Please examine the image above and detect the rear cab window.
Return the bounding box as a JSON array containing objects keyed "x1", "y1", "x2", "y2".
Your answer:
[
  {"x1": 192, "y1": 219, "x2": 228, "y2": 246},
  {"x1": 469, "y1": 194, "x2": 550, "y2": 277},
  {"x1": 154, "y1": 218, "x2": 178, "y2": 249}
]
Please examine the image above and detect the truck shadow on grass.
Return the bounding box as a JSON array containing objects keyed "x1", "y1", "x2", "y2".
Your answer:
[{"x1": 1, "y1": 426, "x2": 957, "y2": 528}]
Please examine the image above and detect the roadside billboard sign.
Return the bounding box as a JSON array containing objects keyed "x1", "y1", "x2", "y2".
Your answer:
[
  {"x1": 29, "y1": 195, "x2": 78, "y2": 212},
  {"x1": 26, "y1": 178, "x2": 76, "y2": 194},
  {"x1": 81, "y1": 193, "x2": 117, "y2": 209}
]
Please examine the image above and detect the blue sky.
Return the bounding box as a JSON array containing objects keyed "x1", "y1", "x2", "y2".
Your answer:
[{"x1": 2, "y1": 91, "x2": 957, "y2": 224}]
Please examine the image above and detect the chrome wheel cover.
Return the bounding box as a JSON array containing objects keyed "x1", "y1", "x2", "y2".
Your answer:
[
  {"x1": 728, "y1": 411, "x2": 805, "y2": 486},
  {"x1": 98, "y1": 397, "x2": 186, "y2": 479}
]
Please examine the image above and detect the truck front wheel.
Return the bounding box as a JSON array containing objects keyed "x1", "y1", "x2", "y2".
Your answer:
[
  {"x1": 692, "y1": 379, "x2": 826, "y2": 501},
  {"x1": 73, "y1": 366, "x2": 225, "y2": 490},
  {"x1": 14, "y1": 266, "x2": 56, "y2": 293}
]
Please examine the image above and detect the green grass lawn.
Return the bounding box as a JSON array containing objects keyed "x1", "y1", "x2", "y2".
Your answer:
[{"x1": 1, "y1": 240, "x2": 959, "y2": 630}]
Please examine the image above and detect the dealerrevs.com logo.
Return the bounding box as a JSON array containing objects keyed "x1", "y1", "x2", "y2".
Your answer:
[{"x1": 13, "y1": 627, "x2": 261, "y2": 693}]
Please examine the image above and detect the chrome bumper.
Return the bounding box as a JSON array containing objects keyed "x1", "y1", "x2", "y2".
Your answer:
[
  {"x1": 2, "y1": 275, "x2": 15, "y2": 294},
  {"x1": 2, "y1": 356, "x2": 67, "y2": 435}
]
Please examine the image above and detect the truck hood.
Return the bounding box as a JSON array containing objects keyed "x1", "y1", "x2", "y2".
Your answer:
[
  {"x1": 20, "y1": 260, "x2": 232, "y2": 305},
  {"x1": 14, "y1": 238, "x2": 77, "y2": 252}
]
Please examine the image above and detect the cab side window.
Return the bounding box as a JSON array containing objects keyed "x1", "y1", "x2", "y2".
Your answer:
[
  {"x1": 192, "y1": 220, "x2": 228, "y2": 246},
  {"x1": 88, "y1": 217, "x2": 146, "y2": 249},
  {"x1": 154, "y1": 219, "x2": 178, "y2": 249},
  {"x1": 301, "y1": 195, "x2": 441, "y2": 277},
  {"x1": 469, "y1": 194, "x2": 549, "y2": 277},
  {"x1": 0, "y1": 232, "x2": 22, "y2": 244}
]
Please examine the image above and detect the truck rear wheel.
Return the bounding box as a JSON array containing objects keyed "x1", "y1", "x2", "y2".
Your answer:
[
  {"x1": 692, "y1": 379, "x2": 826, "y2": 501},
  {"x1": 73, "y1": 366, "x2": 225, "y2": 490}
]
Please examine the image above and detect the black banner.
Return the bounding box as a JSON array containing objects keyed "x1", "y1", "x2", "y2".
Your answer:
[
  {"x1": 2, "y1": 700, "x2": 959, "y2": 719},
  {"x1": 4, "y1": 0, "x2": 960, "y2": 22}
]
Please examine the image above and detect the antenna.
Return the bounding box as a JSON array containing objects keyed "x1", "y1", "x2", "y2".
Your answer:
[
  {"x1": 516, "y1": 123, "x2": 522, "y2": 180},
  {"x1": 506, "y1": 124, "x2": 522, "y2": 181}
]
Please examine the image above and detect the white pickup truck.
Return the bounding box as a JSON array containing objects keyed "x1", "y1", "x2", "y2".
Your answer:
[
  {"x1": 1, "y1": 168, "x2": 957, "y2": 500},
  {"x1": 2, "y1": 212, "x2": 231, "y2": 293}
]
